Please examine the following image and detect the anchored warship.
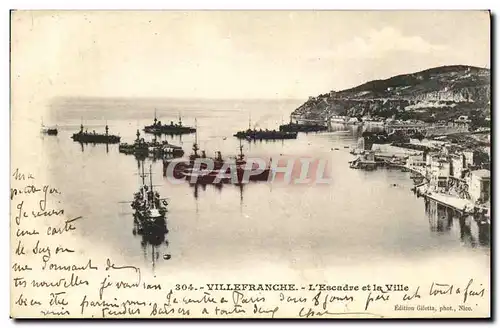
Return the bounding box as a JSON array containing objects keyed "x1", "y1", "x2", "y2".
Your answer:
[
  {"x1": 71, "y1": 124, "x2": 121, "y2": 144},
  {"x1": 234, "y1": 116, "x2": 297, "y2": 140},
  {"x1": 131, "y1": 162, "x2": 168, "y2": 229},
  {"x1": 119, "y1": 130, "x2": 184, "y2": 158},
  {"x1": 144, "y1": 111, "x2": 196, "y2": 135},
  {"x1": 234, "y1": 128, "x2": 297, "y2": 140},
  {"x1": 279, "y1": 116, "x2": 328, "y2": 133}
]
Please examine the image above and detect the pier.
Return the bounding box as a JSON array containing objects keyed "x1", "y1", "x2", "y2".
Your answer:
[{"x1": 424, "y1": 192, "x2": 474, "y2": 213}]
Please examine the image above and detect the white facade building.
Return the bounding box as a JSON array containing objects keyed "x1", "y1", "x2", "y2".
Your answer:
[{"x1": 468, "y1": 169, "x2": 490, "y2": 204}]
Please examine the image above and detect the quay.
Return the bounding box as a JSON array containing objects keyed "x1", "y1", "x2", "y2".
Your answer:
[
  {"x1": 424, "y1": 191, "x2": 474, "y2": 213},
  {"x1": 348, "y1": 133, "x2": 490, "y2": 224}
]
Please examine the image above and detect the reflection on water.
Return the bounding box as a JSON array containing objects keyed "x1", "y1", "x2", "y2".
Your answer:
[
  {"x1": 425, "y1": 198, "x2": 490, "y2": 248},
  {"x1": 75, "y1": 141, "x2": 110, "y2": 153},
  {"x1": 190, "y1": 182, "x2": 245, "y2": 203},
  {"x1": 133, "y1": 217, "x2": 170, "y2": 271}
]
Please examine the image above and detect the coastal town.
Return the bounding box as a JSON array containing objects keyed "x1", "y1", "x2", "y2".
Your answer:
[
  {"x1": 346, "y1": 116, "x2": 490, "y2": 225},
  {"x1": 290, "y1": 65, "x2": 491, "y2": 228}
]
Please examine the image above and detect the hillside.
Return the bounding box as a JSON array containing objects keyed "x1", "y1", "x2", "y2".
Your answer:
[{"x1": 292, "y1": 65, "x2": 490, "y2": 124}]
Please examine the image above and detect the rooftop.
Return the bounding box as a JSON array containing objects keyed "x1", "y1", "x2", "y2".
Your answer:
[{"x1": 471, "y1": 169, "x2": 491, "y2": 179}]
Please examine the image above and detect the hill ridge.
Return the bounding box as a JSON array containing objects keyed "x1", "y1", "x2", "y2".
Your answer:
[{"x1": 292, "y1": 65, "x2": 490, "y2": 123}]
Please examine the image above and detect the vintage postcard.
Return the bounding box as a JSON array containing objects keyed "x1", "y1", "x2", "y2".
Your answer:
[{"x1": 10, "y1": 10, "x2": 491, "y2": 319}]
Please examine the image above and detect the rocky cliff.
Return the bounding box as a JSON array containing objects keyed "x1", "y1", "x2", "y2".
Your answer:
[{"x1": 292, "y1": 65, "x2": 490, "y2": 123}]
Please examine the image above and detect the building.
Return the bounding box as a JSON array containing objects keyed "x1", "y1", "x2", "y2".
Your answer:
[
  {"x1": 452, "y1": 115, "x2": 471, "y2": 131},
  {"x1": 450, "y1": 154, "x2": 465, "y2": 179},
  {"x1": 456, "y1": 115, "x2": 471, "y2": 123},
  {"x1": 346, "y1": 117, "x2": 360, "y2": 124},
  {"x1": 467, "y1": 169, "x2": 490, "y2": 204},
  {"x1": 426, "y1": 153, "x2": 451, "y2": 189},
  {"x1": 463, "y1": 150, "x2": 474, "y2": 168}
]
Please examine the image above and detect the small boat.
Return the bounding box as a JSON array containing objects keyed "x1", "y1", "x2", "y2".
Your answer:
[
  {"x1": 349, "y1": 152, "x2": 378, "y2": 170},
  {"x1": 349, "y1": 159, "x2": 377, "y2": 170},
  {"x1": 40, "y1": 118, "x2": 58, "y2": 136},
  {"x1": 41, "y1": 126, "x2": 58, "y2": 135}
]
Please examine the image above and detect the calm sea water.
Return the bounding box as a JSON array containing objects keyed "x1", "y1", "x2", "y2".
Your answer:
[{"x1": 40, "y1": 97, "x2": 490, "y2": 273}]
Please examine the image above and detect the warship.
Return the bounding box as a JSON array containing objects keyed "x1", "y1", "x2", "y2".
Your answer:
[
  {"x1": 163, "y1": 119, "x2": 206, "y2": 178},
  {"x1": 119, "y1": 130, "x2": 184, "y2": 158},
  {"x1": 234, "y1": 128, "x2": 297, "y2": 140},
  {"x1": 143, "y1": 111, "x2": 196, "y2": 135},
  {"x1": 234, "y1": 116, "x2": 297, "y2": 140},
  {"x1": 182, "y1": 140, "x2": 272, "y2": 184},
  {"x1": 71, "y1": 124, "x2": 121, "y2": 144},
  {"x1": 131, "y1": 162, "x2": 168, "y2": 229},
  {"x1": 163, "y1": 124, "x2": 271, "y2": 183},
  {"x1": 279, "y1": 116, "x2": 328, "y2": 133},
  {"x1": 119, "y1": 130, "x2": 149, "y2": 156}
]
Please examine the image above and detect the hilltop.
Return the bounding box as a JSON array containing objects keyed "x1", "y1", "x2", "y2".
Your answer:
[{"x1": 292, "y1": 65, "x2": 490, "y2": 124}]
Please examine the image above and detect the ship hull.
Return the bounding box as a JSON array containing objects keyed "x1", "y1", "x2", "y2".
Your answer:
[
  {"x1": 144, "y1": 126, "x2": 196, "y2": 135},
  {"x1": 134, "y1": 211, "x2": 167, "y2": 234},
  {"x1": 120, "y1": 143, "x2": 184, "y2": 158},
  {"x1": 279, "y1": 124, "x2": 327, "y2": 133},
  {"x1": 184, "y1": 167, "x2": 271, "y2": 184},
  {"x1": 233, "y1": 132, "x2": 298, "y2": 140},
  {"x1": 72, "y1": 133, "x2": 121, "y2": 144}
]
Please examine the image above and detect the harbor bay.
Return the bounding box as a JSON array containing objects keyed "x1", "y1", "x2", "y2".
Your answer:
[{"x1": 35, "y1": 97, "x2": 490, "y2": 274}]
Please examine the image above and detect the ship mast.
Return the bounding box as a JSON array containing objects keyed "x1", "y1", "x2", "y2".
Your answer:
[
  {"x1": 141, "y1": 161, "x2": 146, "y2": 185},
  {"x1": 248, "y1": 113, "x2": 251, "y2": 130},
  {"x1": 238, "y1": 138, "x2": 244, "y2": 161},
  {"x1": 140, "y1": 161, "x2": 148, "y2": 207},
  {"x1": 152, "y1": 244, "x2": 156, "y2": 272},
  {"x1": 149, "y1": 164, "x2": 157, "y2": 210},
  {"x1": 149, "y1": 165, "x2": 153, "y2": 192},
  {"x1": 192, "y1": 118, "x2": 199, "y2": 156}
]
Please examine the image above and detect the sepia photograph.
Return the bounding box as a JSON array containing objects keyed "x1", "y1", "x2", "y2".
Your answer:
[{"x1": 9, "y1": 9, "x2": 491, "y2": 319}]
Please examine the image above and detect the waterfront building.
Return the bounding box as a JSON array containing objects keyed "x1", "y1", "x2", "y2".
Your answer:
[
  {"x1": 450, "y1": 154, "x2": 465, "y2": 180},
  {"x1": 467, "y1": 169, "x2": 491, "y2": 204},
  {"x1": 426, "y1": 153, "x2": 451, "y2": 190}
]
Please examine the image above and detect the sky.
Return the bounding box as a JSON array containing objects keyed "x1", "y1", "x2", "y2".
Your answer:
[{"x1": 11, "y1": 10, "x2": 490, "y2": 102}]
